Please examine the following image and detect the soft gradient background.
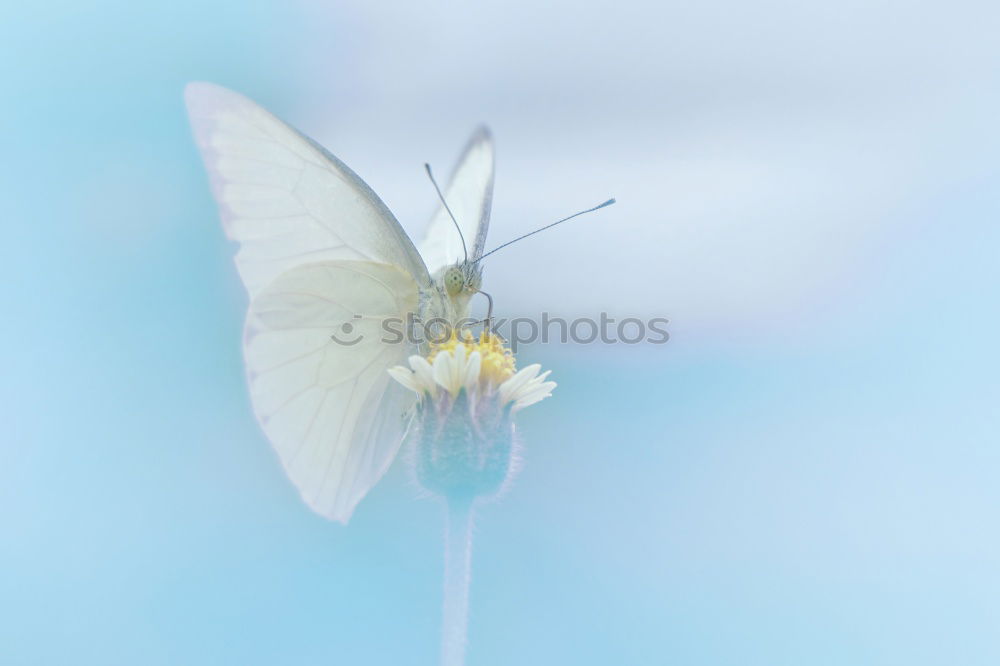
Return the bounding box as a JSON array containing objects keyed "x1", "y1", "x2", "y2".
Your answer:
[{"x1": 3, "y1": 1, "x2": 999, "y2": 664}]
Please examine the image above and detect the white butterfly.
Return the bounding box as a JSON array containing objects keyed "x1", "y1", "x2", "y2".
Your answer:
[{"x1": 185, "y1": 82, "x2": 496, "y2": 523}]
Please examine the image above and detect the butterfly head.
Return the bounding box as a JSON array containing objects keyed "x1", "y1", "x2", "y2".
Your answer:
[{"x1": 443, "y1": 261, "x2": 483, "y2": 298}]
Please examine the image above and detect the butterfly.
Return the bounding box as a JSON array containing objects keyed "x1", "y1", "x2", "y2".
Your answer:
[
  {"x1": 186, "y1": 83, "x2": 613, "y2": 523},
  {"x1": 185, "y1": 82, "x2": 501, "y2": 523}
]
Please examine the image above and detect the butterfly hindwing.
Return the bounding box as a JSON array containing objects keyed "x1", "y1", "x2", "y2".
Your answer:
[{"x1": 243, "y1": 260, "x2": 420, "y2": 522}]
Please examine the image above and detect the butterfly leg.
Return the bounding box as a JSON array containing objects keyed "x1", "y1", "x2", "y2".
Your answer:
[{"x1": 476, "y1": 290, "x2": 494, "y2": 334}]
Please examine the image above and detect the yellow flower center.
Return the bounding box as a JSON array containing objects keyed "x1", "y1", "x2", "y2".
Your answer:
[{"x1": 428, "y1": 330, "x2": 516, "y2": 385}]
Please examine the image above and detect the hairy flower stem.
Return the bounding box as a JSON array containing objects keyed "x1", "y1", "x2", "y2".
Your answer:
[{"x1": 441, "y1": 496, "x2": 474, "y2": 666}]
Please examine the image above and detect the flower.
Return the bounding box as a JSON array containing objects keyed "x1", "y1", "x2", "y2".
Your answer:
[
  {"x1": 387, "y1": 331, "x2": 555, "y2": 499},
  {"x1": 388, "y1": 331, "x2": 556, "y2": 411}
]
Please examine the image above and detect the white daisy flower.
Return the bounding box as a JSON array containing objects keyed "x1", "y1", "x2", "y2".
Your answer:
[
  {"x1": 388, "y1": 331, "x2": 556, "y2": 410},
  {"x1": 387, "y1": 331, "x2": 555, "y2": 500}
]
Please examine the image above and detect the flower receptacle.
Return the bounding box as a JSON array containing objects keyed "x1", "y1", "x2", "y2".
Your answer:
[{"x1": 415, "y1": 389, "x2": 516, "y2": 500}]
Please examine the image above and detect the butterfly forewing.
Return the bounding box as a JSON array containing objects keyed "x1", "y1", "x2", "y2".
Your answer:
[
  {"x1": 418, "y1": 126, "x2": 495, "y2": 274},
  {"x1": 185, "y1": 82, "x2": 430, "y2": 298}
]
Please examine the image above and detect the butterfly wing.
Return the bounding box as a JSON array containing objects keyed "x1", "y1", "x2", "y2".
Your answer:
[
  {"x1": 244, "y1": 261, "x2": 419, "y2": 522},
  {"x1": 184, "y1": 81, "x2": 430, "y2": 296},
  {"x1": 185, "y1": 82, "x2": 430, "y2": 522},
  {"x1": 418, "y1": 126, "x2": 494, "y2": 274}
]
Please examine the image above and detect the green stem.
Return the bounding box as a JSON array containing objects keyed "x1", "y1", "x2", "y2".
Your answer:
[{"x1": 441, "y1": 496, "x2": 473, "y2": 666}]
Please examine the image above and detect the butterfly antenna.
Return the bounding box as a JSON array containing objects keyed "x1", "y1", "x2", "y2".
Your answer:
[
  {"x1": 424, "y1": 163, "x2": 468, "y2": 262},
  {"x1": 475, "y1": 198, "x2": 616, "y2": 262}
]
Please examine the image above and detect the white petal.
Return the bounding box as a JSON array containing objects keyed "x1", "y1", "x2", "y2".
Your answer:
[
  {"x1": 451, "y1": 344, "x2": 467, "y2": 390},
  {"x1": 513, "y1": 394, "x2": 547, "y2": 410},
  {"x1": 519, "y1": 373, "x2": 551, "y2": 397},
  {"x1": 513, "y1": 381, "x2": 557, "y2": 410},
  {"x1": 387, "y1": 366, "x2": 422, "y2": 394},
  {"x1": 463, "y1": 351, "x2": 482, "y2": 390},
  {"x1": 408, "y1": 355, "x2": 437, "y2": 396},
  {"x1": 499, "y1": 364, "x2": 541, "y2": 404},
  {"x1": 433, "y1": 352, "x2": 456, "y2": 393}
]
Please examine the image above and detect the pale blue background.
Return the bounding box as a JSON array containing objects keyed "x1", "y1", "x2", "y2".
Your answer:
[{"x1": 2, "y1": 1, "x2": 999, "y2": 664}]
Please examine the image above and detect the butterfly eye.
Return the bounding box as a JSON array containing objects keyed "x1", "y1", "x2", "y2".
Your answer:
[{"x1": 445, "y1": 268, "x2": 464, "y2": 296}]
